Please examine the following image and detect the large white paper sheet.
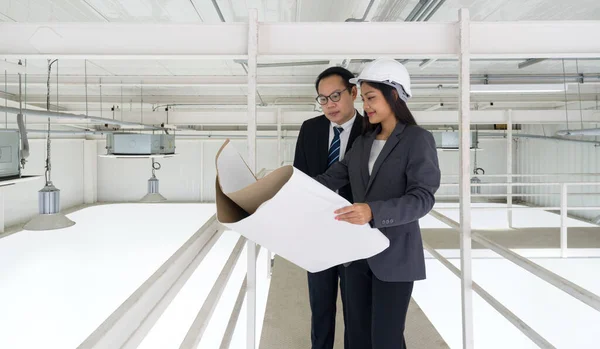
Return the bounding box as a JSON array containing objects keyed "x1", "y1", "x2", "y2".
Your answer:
[{"x1": 215, "y1": 140, "x2": 389, "y2": 273}]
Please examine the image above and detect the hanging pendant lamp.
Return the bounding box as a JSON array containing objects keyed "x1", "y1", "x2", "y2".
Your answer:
[
  {"x1": 140, "y1": 158, "x2": 167, "y2": 203},
  {"x1": 24, "y1": 59, "x2": 75, "y2": 231}
]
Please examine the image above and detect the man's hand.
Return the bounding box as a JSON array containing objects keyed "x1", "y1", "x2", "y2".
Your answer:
[{"x1": 334, "y1": 203, "x2": 373, "y2": 225}]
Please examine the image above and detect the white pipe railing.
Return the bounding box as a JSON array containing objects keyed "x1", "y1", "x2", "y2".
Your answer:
[
  {"x1": 180, "y1": 237, "x2": 247, "y2": 348},
  {"x1": 78, "y1": 217, "x2": 225, "y2": 349},
  {"x1": 422, "y1": 242, "x2": 555, "y2": 349},
  {"x1": 219, "y1": 244, "x2": 261, "y2": 349},
  {"x1": 77, "y1": 167, "x2": 269, "y2": 349},
  {"x1": 436, "y1": 179, "x2": 600, "y2": 258},
  {"x1": 429, "y1": 211, "x2": 600, "y2": 313},
  {"x1": 442, "y1": 173, "x2": 600, "y2": 177}
]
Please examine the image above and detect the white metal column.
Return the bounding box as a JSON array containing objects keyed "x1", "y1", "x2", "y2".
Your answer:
[
  {"x1": 267, "y1": 107, "x2": 283, "y2": 278},
  {"x1": 246, "y1": 8, "x2": 258, "y2": 349},
  {"x1": 83, "y1": 140, "x2": 98, "y2": 204},
  {"x1": 200, "y1": 141, "x2": 204, "y2": 202},
  {"x1": 560, "y1": 183, "x2": 568, "y2": 258},
  {"x1": 458, "y1": 8, "x2": 474, "y2": 349},
  {"x1": 0, "y1": 191, "x2": 4, "y2": 234},
  {"x1": 507, "y1": 110, "x2": 513, "y2": 228},
  {"x1": 277, "y1": 108, "x2": 282, "y2": 167}
]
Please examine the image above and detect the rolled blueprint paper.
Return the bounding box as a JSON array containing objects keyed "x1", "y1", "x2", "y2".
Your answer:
[{"x1": 215, "y1": 139, "x2": 389, "y2": 273}]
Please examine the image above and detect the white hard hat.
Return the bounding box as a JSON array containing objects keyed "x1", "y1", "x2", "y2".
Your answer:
[{"x1": 350, "y1": 58, "x2": 412, "y2": 99}]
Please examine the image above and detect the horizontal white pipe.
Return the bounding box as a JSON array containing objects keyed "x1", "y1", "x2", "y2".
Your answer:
[
  {"x1": 437, "y1": 193, "x2": 600, "y2": 197},
  {"x1": 0, "y1": 105, "x2": 161, "y2": 130},
  {"x1": 429, "y1": 210, "x2": 600, "y2": 312},
  {"x1": 441, "y1": 174, "x2": 600, "y2": 177},
  {"x1": 440, "y1": 182, "x2": 600, "y2": 187},
  {"x1": 434, "y1": 206, "x2": 563, "y2": 210},
  {"x1": 556, "y1": 128, "x2": 600, "y2": 136},
  {"x1": 434, "y1": 206, "x2": 600, "y2": 211},
  {"x1": 471, "y1": 83, "x2": 565, "y2": 93}
]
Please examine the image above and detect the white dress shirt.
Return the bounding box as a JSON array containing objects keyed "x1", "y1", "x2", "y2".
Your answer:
[{"x1": 328, "y1": 111, "x2": 357, "y2": 160}]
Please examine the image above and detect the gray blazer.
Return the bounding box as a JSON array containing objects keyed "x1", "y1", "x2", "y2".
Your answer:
[{"x1": 315, "y1": 122, "x2": 441, "y2": 282}]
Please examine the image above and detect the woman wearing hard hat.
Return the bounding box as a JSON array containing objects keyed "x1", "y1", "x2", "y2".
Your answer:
[{"x1": 315, "y1": 58, "x2": 441, "y2": 349}]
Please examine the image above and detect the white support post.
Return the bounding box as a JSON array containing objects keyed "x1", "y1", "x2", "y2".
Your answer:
[
  {"x1": 507, "y1": 110, "x2": 513, "y2": 228},
  {"x1": 0, "y1": 191, "x2": 4, "y2": 234},
  {"x1": 267, "y1": 107, "x2": 282, "y2": 278},
  {"x1": 560, "y1": 183, "x2": 568, "y2": 258},
  {"x1": 83, "y1": 140, "x2": 98, "y2": 204},
  {"x1": 200, "y1": 141, "x2": 204, "y2": 202},
  {"x1": 277, "y1": 108, "x2": 282, "y2": 167},
  {"x1": 246, "y1": 8, "x2": 258, "y2": 349},
  {"x1": 458, "y1": 8, "x2": 474, "y2": 349}
]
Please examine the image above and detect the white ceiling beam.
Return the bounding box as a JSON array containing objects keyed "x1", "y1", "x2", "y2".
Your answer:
[
  {"x1": 0, "y1": 23, "x2": 248, "y2": 59},
  {"x1": 471, "y1": 22, "x2": 600, "y2": 59},
  {"x1": 1, "y1": 19, "x2": 599, "y2": 59},
  {"x1": 259, "y1": 22, "x2": 457, "y2": 59}
]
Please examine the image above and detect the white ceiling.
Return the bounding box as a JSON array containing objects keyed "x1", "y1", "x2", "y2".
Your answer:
[{"x1": 0, "y1": 0, "x2": 599, "y2": 113}]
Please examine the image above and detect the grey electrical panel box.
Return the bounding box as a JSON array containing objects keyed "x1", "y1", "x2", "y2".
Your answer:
[
  {"x1": 0, "y1": 130, "x2": 21, "y2": 179},
  {"x1": 432, "y1": 131, "x2": 477, "y2": 149},
  {"x1": 106, "y1": 133, "x2": 176, "y2": 155}
]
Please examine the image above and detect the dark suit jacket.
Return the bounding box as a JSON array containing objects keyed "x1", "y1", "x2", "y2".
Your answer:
[
  {"x1": 293, "y1": 112, "x2": 363, "y2": 203},
  {"x1": 315, "y1": 122, "x2": 441, "y2": 282}
]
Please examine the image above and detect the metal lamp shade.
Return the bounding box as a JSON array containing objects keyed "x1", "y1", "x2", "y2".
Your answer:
[
  {"x1": 140, "y1": 176, "x2": 166, "y2": 203},
  {"x1": 23, "y1": 183, "x2": 75, "y2": 231}
]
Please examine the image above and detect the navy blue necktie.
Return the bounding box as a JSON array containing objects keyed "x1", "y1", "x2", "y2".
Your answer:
[{"x1": 327, "y1": 126, "x2": 344, "y2": 168}]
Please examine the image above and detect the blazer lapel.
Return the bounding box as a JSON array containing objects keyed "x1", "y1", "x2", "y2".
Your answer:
[
  {"x1": 346, "y1": 111, "x2": 363, "y2": 150},
  {"x1": 361, "y1": 127, "x2": 377, "y2": 190},
  {"x1": 317, "y1": 116, "x2": 330, "y2": 173},
  {"x1": 365, "y1": 123, "x2": 407, "y2": 194}
]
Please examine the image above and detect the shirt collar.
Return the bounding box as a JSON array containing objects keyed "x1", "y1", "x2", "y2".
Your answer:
[{"x1": 331, "y1": 110, "x2": 357, "y2": 132}]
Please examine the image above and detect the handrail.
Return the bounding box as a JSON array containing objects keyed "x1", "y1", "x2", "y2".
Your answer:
[
  {"x1": 422, "y1": 242, "x2": 555, "y2": 349},
  {"x1": 219, "y1": 244, "x2": 261, "y2": 349},
  {"x1": 79, "y1": 165, "x2": 269, "y2": 348},
  {"x1": 429, "y1": 210, "x2": 600, "y2": 313},
  {"x1": 437, "y1": 194, "x2": 600, "y2": 197},
  {"x1": 441, "y1": 173, "x2": 600, "y2": 177},
  {"x1": 440, "y1": 182, "x2": 600, "y2": 187},
  {"x1": 431, "y1": 206, "x2": 600, "y2": 210},
  {"x1": 180, "y1": 236, "x2": 247, "y2": 348},
  {"x1": 78, "y1": 217, "x2": 224, "y2": 349}
]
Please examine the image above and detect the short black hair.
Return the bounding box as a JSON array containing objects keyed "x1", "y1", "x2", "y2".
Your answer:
[{"x1": 315, "y1": 66, "x2": 355, "y2": 92}]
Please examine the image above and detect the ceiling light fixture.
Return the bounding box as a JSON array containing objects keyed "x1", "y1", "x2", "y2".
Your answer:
[
  {"x1": 140, "y1": 158, "x2": 167, "y2": 203},
  {"x1": 24, "y1": 59, "x2": 75, "y2": 231}
]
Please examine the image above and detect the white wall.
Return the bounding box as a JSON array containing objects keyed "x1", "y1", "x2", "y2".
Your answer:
[
  {"x1": 97, "y1": 135, "x2": 509, "y2": 203},
  {"x1": 517, "y1": 124, "x2": 600, "y2": 221},
  {"x1": 436, "y1": 138, "x2": 510, "y2": 199},
  {"x1": 97, "y1": 139, "x2": 284, "y2": 202},
  {"x1": 3, "y1": 139, "x2": 85, "y2": 227}
]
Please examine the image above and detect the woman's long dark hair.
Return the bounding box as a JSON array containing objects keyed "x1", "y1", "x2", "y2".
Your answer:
[{"x1": 361, "y1": 81, "x2": 417, "y2": 135}]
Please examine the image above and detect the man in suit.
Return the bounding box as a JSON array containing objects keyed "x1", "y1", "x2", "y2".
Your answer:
[{"x1": 293, "y1": 67, "x2": 363, "y2": 349}]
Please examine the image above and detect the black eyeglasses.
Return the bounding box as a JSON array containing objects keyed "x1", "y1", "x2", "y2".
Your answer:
[{"x1": 315, "y1": 88, "x2": 350, "y2": 105}]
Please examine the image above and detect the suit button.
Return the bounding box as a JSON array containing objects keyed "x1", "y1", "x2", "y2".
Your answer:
[
  {"x1": 385, "y1": 219, "x2": 390, "y2": 224},
  {"x1": 390, "y1": 219, "x2": 394, "y2": 224},
  {"x1": 381, "y1": 220, "x2": 385, "y2": 225}
]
